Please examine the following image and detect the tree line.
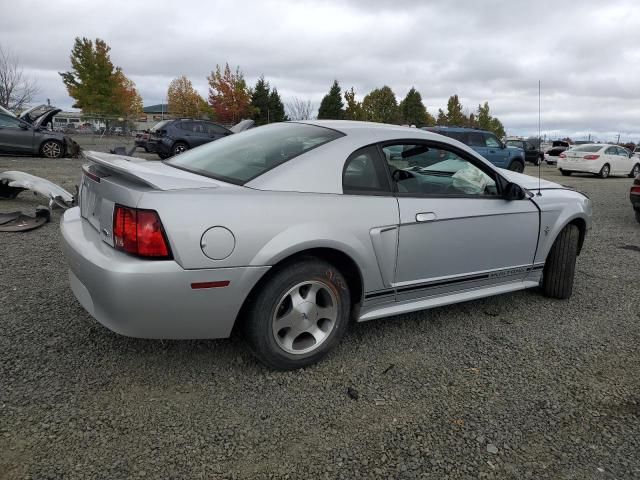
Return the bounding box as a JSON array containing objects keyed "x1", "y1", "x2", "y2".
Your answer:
[{"x1": 58, "y1": 38, "x2": 505, "y2": 136}]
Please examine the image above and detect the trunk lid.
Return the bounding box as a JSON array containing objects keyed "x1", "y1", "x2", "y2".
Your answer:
[{"x1": 79, "y1": 151, "x2": 237, "y2": 246}]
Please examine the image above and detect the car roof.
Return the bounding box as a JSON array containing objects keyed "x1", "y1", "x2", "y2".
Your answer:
[
  {"x1": 423, "y1": 126, "x2": 492, "y2": 134},
  {"x1": 246, "y1": 121, "x2": 495, "y2": 193}
]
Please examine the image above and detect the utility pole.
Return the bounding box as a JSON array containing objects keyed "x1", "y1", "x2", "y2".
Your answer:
[{"x1": 616, "y1": 133, "x2": 620, "y2": 144}]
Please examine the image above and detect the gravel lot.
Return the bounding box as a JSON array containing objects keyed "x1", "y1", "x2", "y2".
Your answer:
[{"x1": 1, "y1": 143, "x2": 639, "y2": 479}]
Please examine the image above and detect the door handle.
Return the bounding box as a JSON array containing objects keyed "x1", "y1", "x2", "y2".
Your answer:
[{"x1": 416, "y1": 212, "x2": 437, "y2": 222}]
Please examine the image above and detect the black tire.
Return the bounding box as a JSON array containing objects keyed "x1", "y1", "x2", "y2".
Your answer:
[
  {"x1": 157, "y1": 152, "x2": 169, "y2": 160},
  {"x1": 629, "y1": 163, "x2": 640, "y2": 178},
  {"x1": 599, "y1": 164, "x2": 610, "y2": 178},
  {"x1": 40, "y1": 139, "x2": 64, "y2": 159},
  {"x1": 508, "y1": 160, "x2": 525, "y2": 173},
  {"x1": 560, "y1": 169, "x2": 571, "y2": 176},
  {"x1": 542, "y1": 224, "x2": 579, "y2": 299},
  {"x1": 243, "y1": 258, "x2": 351, "y2": 370},
  {"x1": 171, "y1": 142, "x2": 189, "y2": 156}
]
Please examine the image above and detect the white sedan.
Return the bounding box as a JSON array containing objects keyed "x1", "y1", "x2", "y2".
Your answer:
[{"x1": 558, "y1": 144, "x2": 640, "y2": 178}]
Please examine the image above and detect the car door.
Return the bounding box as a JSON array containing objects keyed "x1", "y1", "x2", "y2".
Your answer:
[
  {"x1": 616, "y1": 147, "x2": 632, "y2": 174},
  {"x1": 603, "y1": 146, "x2": 619, "y2": 174},
  {"x1": 483, "y1": 133, "x2": 509, "y2": 168},
  {"x1": 467, "y1": 131, "x2": 488, "y2": 160},
  {"x1": 0, "y1": 111, "x2": 34, "y2": 153},
  {"x1": 380, "y1": 140, "x2": 539, "y2": 303}
]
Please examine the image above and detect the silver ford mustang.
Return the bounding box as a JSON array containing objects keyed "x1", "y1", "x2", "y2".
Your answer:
[{"x1": 61, "y1": 121, "x2": 592, "y2": 369}]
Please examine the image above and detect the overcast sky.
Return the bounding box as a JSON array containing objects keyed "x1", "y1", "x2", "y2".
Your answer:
[{"x1": 1, "y1": 0, "x2": 638, "y2": 141}]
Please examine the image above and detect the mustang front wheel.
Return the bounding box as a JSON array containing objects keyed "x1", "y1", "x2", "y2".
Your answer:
[
  {"x1": 244, "y1": 258, "x2": 351, "y2": 370},
  {"x1": 542, "y1": 224, "x2": 579, "y2": 299}
]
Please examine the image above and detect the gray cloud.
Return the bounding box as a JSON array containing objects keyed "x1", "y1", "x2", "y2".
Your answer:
[{"x1": 1, "y1": 0, "x2": 638, "y2": 141}]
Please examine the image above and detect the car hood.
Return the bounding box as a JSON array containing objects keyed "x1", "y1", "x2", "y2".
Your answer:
[
  {"x1": 507, "y1": 145, "x2": 524, "y2": 153},
  {"x1": 19, "y1": 105, "x2": 62, "y2": 128},
  {"x1": 499, "y1": 169, "x2": 562, "y2": 190}
]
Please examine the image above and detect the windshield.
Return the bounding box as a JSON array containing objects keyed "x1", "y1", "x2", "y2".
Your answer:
[
  {"x1": 506, "y1": 140, "x2": 522, "y2": 148},
  {"x1": 167, "y1": 122, "x2": 344, "y2": 184},
  {"x1": 151, "y1": 120, "x2": 171, "y2": 132},
  {"x1": 570, "y1": 145, "x2": 602, "y2": 153}
]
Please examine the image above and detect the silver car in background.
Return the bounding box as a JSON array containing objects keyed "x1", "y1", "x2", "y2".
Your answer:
[{"x1": 61, "y1": 121, "x2": 592, "y2": 369}]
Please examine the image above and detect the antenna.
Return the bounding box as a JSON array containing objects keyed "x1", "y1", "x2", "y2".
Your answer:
[{"x1": 537, "y1": 80, "x2": 542, "y2": 196}]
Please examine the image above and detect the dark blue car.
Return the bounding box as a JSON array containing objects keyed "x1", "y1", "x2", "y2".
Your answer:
[{"x1": 423, "y1": 127, "x2": 526, "y2": 172}]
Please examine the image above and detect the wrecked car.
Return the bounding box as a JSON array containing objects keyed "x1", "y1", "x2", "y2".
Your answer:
[{"x1": 0, "y1": 105, "x2": 80, "y2": 158}]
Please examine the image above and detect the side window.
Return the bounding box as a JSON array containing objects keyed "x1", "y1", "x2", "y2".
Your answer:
[
  {"x1": 484, "y1": 134, "x2": 501, "y2": 148},
  {"x1": 207, "y1": 123, "x2": 228, "y2": 135},
  {"x1": 0, "y1": 113, "x2": 22, "y2": 128},
  {"x1": 617, "y1": 147, "x2": 629, "y2": 156},
  {"x1": 342, "y1": 146, "x2": 389, "y2": 194},
  {"x1": 381, "y1": 142, "x2": 498, "y2": 197},
  {"x1": 468, "y1": 132, "x2": 485, "y2": 147},
  {"x1": 178, "y1": 121, "x2": 193, "y2": 131},
  {"x1": 605, "y1": 147, "x2": 616, "y2": 155}
]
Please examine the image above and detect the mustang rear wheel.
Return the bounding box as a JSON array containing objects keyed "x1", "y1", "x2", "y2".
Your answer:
[
  {"x1": 599, "y1": 164, "x2": 610, "y2": 178},
  {"x1": 243, "y1": 258, "x2": 351, "y2": 370},
  {"x1": 40, "y1": 140, "x2": 63, "y2": 159},
  {"x1": 542, "y1": 224, "x2": 579, "y2": 299}
]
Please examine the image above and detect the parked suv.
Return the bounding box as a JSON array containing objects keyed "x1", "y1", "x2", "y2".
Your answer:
[
  {"x1": 422, "y1": 126, "x2": 526, "y2": 172},
  {"x1": 505, "y1": 139, "x2": 543, "y2": 166},
  {"x1": 149, "y1": 119, "x2": 233, "y2": 159}
]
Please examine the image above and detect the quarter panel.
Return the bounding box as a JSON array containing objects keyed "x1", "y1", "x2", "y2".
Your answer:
[{"x1": 138, "y1": 189, "x2": 399, "y2": 294}]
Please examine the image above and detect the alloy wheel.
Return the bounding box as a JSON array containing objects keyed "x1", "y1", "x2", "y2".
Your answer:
[
  {"x1": 42, "y1": 141, "x2": 62, "y2": 158},
  {"x1": 271, "y1": 280, "x2": 338, "y2": 355}
]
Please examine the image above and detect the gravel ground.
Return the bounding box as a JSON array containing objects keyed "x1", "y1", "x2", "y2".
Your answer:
[{"x1": 1, "y1": 148, "x2": 639, "y2": 479}]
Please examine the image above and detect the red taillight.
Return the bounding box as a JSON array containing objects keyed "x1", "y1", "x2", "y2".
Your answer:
[
  {"x1": 631, "y1": 186, "x2": 640, "y2": 195},
  {"x1": 559, "y1": 153, "x2": 566, "y2": 158},
  {"x1": 113, "y1": 205, "x2": 172, "y2": 259},
  {"x1": 583, "y1": 154, "x2": 600, "y2": 160}
]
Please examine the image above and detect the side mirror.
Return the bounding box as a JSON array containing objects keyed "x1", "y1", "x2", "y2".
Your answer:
[
  {"x1": 504, "y1": 182, "x2": 527, "y2": 200},
  {"x1": 500, "y1": 142, "x2": 507, "y2": 149}
]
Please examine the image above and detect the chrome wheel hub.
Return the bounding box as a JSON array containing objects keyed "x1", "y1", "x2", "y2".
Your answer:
[{"x1": 272, "y1": 280, "x2": 338, "y2": 355}]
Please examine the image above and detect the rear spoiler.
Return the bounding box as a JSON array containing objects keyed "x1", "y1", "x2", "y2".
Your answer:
[{"x1": 82, "y1": 151, "x2": 221, "y2": 191}]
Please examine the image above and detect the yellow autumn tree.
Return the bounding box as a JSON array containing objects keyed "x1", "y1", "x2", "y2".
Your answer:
[{"x1": 167, "y1": 75, "x2": 209, "y2": 118}]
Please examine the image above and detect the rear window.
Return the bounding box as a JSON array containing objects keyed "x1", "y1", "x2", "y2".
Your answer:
[
  {"x1": 151, "y1": 120, "x2": 171, "y2": 132},
  {"x1": 166, "y1": 122, "x2": 344, "y2": 184},
  {"x1": 571, "y1": 145, "x2": 602, "y2": 153}
]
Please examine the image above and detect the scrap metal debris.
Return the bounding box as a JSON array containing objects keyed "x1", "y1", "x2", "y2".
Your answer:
[
  {"x1": 0, "y1": 206, "x2": 50, "y2": 232},
  {"x1": 0, "y1": 171, "x2": 75, "y2": 209}
]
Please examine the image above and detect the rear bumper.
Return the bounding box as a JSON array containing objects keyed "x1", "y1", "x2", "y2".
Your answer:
[
  {"x1": 61, "y1": 207, "x2": 270, "y2": 339},
  {"x1": 557, "y1": 159, "x2": 601, "y2": 174}
]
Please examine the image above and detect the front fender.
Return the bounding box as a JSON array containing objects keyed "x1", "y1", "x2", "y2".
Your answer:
[{"x1": 533, "y1": 190, "x2": 592, "y2": 263}]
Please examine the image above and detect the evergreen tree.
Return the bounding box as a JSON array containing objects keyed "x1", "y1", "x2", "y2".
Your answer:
[
  {"x1": 317, "y1": 80, "x2": 344, "y2": 119},
  {"x1": 250, "y1": 75, "x2": 271, "y2": 125},
  {"x1": 398, "y1": 87, "x2": 435, "y2": 126},
  {"x1": 446, "y1": 94, "x2": 465, "y2": 126},
  {"x1": 362, "y1": 86, "x2": 399, "y2": 123},
  {"x1": 477, "y1": 101, "x2": 505, "y2": 137},
  {"x1": 344, "y1": 87, "x2": 364, "y2": 120},
  {"x1": 268, "y1": 88, "x2": 287, "y2": 122},
  {"x1": 436, "y1": 108, "x2": 447, "y2": 125}
]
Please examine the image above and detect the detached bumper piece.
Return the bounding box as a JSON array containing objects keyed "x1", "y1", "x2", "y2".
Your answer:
[{"x1": 0, "y1": 206, "x2": 50, "y2": 232}]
